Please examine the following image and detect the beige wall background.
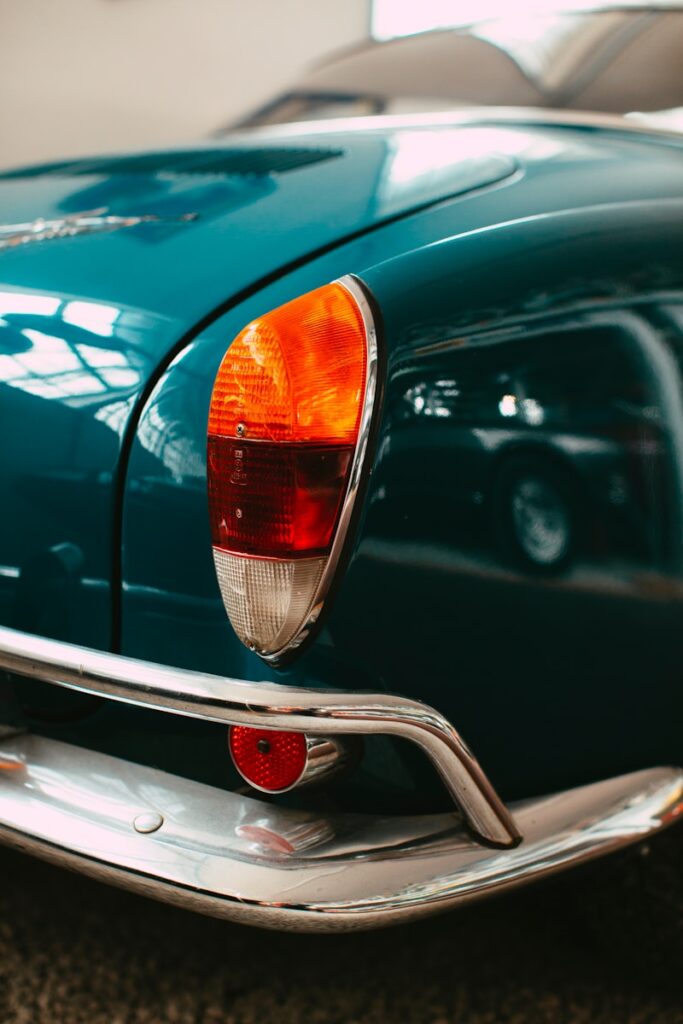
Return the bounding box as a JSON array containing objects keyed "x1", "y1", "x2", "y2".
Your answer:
[{"x1": 0, "y1": 0, "x2": 370, "y2": 170}]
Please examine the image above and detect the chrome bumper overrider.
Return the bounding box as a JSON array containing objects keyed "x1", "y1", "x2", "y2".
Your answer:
[{"x1": 0, "y1": 625, "x2": 681, "y2": 931}]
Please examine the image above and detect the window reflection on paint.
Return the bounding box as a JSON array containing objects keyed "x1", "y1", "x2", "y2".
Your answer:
[
  {"x1": 137, "y1": 400, "x2": 204, "y2": 482},
  {"x1": 0, "y1": 289, "x2": 140, "y2": 405},
  {"x1": 76, "y1": 343, "x2": 127, "y2": 368},
  {"x1": 94, "y1": 397, "x2": 135, "y2": 434},
  {"x1": 62, "y1": 301, "x2": 119, "y2": 338},
  {"x1": 377, "y1": 127, "x2": 562, "y2": 218},
  {"x1": 0, "y1": 292, "x2": 60, "y2": 318}
]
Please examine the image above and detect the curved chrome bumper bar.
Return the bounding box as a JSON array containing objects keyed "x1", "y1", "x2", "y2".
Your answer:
[
  {"x1": 0, "y1": 624, "x2": 518, "y2": 847},
  {"x1": 0, "y1": 624, "x2": 681, "y2": 930},
  {"x1": 0, "y1": 733, "x2": 680, "y2": 931}
]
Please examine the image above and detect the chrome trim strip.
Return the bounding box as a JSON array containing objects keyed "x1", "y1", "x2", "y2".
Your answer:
[
  {"x1": 0, "y1": 208, "x2": 197, "y2": 251},
  {"x1": 0, "y1": 734, "x2": 679, "y2": 931},
  {"x1": 262, "y1": 273, "x2": 379, "y2": 662},
  {"x1": 0, "y1": 623, "x2": 518, "y2": 847},
  {"x1": 237, "y1": 106, "x2": 683, "y2": 142}
]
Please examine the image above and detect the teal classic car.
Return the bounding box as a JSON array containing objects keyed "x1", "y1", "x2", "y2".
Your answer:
[{"x1": 0, "y1": 15, "x2": 682, "y2": 932}]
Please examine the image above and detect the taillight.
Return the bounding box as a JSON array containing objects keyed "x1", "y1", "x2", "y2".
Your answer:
[{"x1": 207, "y1": 277, "x2": 377, "y2": 659}]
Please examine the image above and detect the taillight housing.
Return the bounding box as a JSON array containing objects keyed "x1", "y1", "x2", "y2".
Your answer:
[{"x1": 207, "y1": 276, "x2": 377, "y2": 660}]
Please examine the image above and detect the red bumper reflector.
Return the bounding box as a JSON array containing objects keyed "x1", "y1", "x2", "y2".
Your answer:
[{"x1": 229, "y1": 726, "x2": 308, "y2": 792}]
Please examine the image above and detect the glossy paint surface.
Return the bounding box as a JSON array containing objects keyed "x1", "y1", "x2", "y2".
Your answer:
[
  {"x1": 3, "y1": 119, "x2": 683, "y2": 805},
  {"x1": 349, "y1": 201, "x2": 683, "y2": 799},
  {"x1": 117, "y1": 125, "x2": 683, "y2": 802},
  {"x1": 0, "y1": 129, "x2": 514, "y2": 653}
]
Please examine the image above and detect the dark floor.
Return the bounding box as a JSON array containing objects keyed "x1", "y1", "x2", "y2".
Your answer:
[{"x1": 0, "y1": 839, "x2": 681, "y2": 1024}]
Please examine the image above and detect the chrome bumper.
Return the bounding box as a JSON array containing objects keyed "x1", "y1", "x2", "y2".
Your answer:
[
  {"x1": 0, "y1": 734, "x2": 680, "y2": 931},
  {"x1": 0, "y1": 625, "x2": 681, "y2": 931},
  {"x1": 0, "y1": 624, "x2": 518, "y2": 848}
]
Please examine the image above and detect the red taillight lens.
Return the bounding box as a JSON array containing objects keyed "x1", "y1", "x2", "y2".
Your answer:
[
  {"x1": 229, "y1": 726, "x2": 307, "y2": 792},
  {"x1": 207, "y1": 440, "x2": 352, "y2": 558},
  {"x1": 207, "y1": 279, "x2": 375, "y2": 658}
]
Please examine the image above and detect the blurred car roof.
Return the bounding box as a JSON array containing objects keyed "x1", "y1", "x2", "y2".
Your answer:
[{"x1": 234, "y1": 3, "x2": 683, "y2": 129}]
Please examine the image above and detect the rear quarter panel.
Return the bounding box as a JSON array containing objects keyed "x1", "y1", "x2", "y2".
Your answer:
[{"x1": 119, "y1": 131, "x2": 683, "y2": 802}]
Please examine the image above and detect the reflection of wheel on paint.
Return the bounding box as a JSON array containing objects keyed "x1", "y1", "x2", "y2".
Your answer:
[{"x1": 493, "y1": 455, "x2": 577, "y2": 573}]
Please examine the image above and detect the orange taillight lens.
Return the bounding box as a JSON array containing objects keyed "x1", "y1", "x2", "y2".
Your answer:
[
  {"x1": 207, "y1": 279, "x2": 375, "y2": 659},
  {"x1": 208, "y1": 282, "x2": 366, "y2": 443}
]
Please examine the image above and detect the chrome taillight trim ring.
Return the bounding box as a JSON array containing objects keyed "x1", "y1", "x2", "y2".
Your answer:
[{"x1": 261, "y1": 273, "x2": 379, "y2": 663}]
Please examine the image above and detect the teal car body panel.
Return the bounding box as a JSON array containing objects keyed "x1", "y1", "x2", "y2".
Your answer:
[
  {"x1": 0, "y1": 129, "x2": 514, "y2": 654},
  {"x1": 2, "y1": 118, "x2": 683, "y2": 807}
]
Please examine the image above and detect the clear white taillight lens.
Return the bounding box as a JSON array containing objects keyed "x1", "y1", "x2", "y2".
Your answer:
[{"x1": 212, "y1": 551, "x2": 326, "y2": 654}]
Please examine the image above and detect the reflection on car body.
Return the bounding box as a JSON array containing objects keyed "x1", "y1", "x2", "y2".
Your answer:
[
  {"x1": 0, "y1": 3, "x2": 682, "y2": 933},
  {"x1": 379, "y1": 306, "x2": 679, "y2": 585}
]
